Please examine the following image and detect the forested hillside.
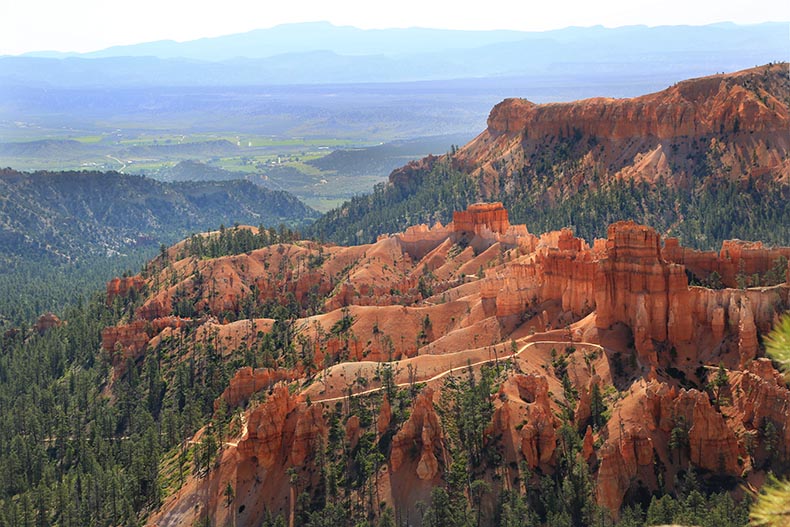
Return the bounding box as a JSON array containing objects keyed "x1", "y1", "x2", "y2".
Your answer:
[
  {"x1": 311, "y1": 159, "x2": 790, "y2": 249},
  {"x1": 0, "y1": 169, "x2": 317, "y2": 261},
  {"x1": 0, "y1": 169, "x2": 318, "y2": 325},
  {"x1": 0, "y1": 290, "x2": 237, "y2": 527}
]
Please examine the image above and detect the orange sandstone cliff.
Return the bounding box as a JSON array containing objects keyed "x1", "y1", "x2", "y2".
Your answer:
[{"x1": 449, "y1": 64, "x2": 789, "y2": 200}]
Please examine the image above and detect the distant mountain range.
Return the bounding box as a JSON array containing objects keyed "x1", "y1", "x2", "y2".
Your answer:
[
  {"x1": 2, "y1": 22, "x2": 787, "y2": 86},
  {"x1": 24, "y1": 22, "x2": 534, "y2": 60}
]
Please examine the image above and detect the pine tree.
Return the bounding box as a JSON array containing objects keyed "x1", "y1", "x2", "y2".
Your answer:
[
  {"x1": 590, "y1": 383, "x2": 606, "y2": 431},
  {"x1": 750, "y1": 314, "x2": 790, "y2": 526}
]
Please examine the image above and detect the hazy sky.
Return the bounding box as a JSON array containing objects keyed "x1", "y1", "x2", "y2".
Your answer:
[{"x1": 2, "y1": 0, "x2": 787, "y2": 55}]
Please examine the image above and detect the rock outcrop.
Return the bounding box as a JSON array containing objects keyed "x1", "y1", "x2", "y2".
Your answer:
[
  {"x1": 115, "y1": 201, "x2": 790, "y2": 526},
  {"x1": 452, "y1": 202, "x2": 511, "y2": 235},
  {"x1": 663, "y1": 238, "x2": 790, "y2": 288},
  {"x1": 492, "y1": 374, "x2": 558, "y2": 469},
  {"x1": 389, "y1": 155, "x2": 440, "y2": 191},
  {"x1": 732, "y1": 361, "x2": 790, "y2": 464},
  {"x1": 101, "y1": 320, "x2": 151, "y2": 359},
  {"x1": 455, "y1": 64, "x2": 790, "y2": 195},
  {"x1": 485, "y1": 72, "x2": 787, "y2": 141},
  {"x1": 378, "y1": 397, "x2": 392, "y2": 436},
  {"x1": 215, "y1": 367, "x2": 299, "y2": 410},
  {"x1": 101, "y1": 316, "x2": 192, "y2": 373},
  {"x1": 596, "y1": 425, "x2": 656, "y2": 512},
  {"x1": 238, "y1": 385, "x2": 326, "y2": 469},
  {"x1": 679, "y1": 390, "x2": 741, "y2": 474},
  {"x1": 390, "y1": 387, "x2": 444, "y2": 481},
  {"x1": 106, "y1": 276, "x2": 145, "y2": 304},
  {"x1": 484, "y1": 220, "x2": 788, "y2": 369},
  {"x1": 238, "y1": 385, "x2": 295, "y2": 468},
  {"x1": 290, "y1": 403, "x2": 326, "y2": 466},
  {"x1": 33, "y1": 312, "x2": 61, "y2": 335},
  {"x1": 595, "y1": 380, "x2": 741, "y2": 512},
  {"x1": 594, "y1": 221, "x2": 687, "y2": 366}
]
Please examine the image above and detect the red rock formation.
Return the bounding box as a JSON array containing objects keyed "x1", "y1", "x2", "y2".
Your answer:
[
  {"x1": 575, "y1": 375, "x2": 602, "y2": 430},
  {"x1": 101, "y1": 320, "x2": 150, "y2": 359},
  {"x1": 216, "y1": 367, "x2": 299, "y2": 410},
  {"x1": 345, "y1": 415, "x2": 361, "y2": 452},
  {"x1": 378, "y1": 397, "x2": 392, "y2": 436},
  {"x1": 238, "y1": 385, "x2": 326, "y2": 469},
  {"x1": 484, "y1": 231, "x2": 598, "y2": 319},
  {"x1": 290, "y1": 404, "x2": 326, "y2": 466},
  {"x1": 484, "y1": 219, "x2": 786, "y2": 369},
  {"x1": 34, "y1": 312, "x2": 61, "y2": 335},
  {"x1": 486, "y1": 73, "x2": 787, "y2": 141},
  {"x1": 390, "y1": 387, "x2": 444, "y2": 480},
  {"x1": 106, "y1": 276, "x2": 146, "y2": 304},
  {"x1": 582, "y1": 426, "x2": 595, "y2": 461},
  {"x1": 454, "y1": 64, "x2": 789, "y2": 196},
  {"x1": 238, "y1": 385, "x2": 299, "y2": 469},
  {"x1": 679, "y1": 390, "x2": 741, "y2": 473},
  {"x1": 393, "y1": 222, "x2": 453, "y2": 261},
  {"x1": 663, "y1": 238, "x2": 790, "y2": 288},
  {"x1": 596, "y1": 379, "x2": 748, "y2": 513},
  {"x1": 596, "y1": 425, "x2": 656, "y2": 512},
  {"x1": 711, "y1": 306, "x2": 726, "y2": 342},
  {"x1": 594, "y1": 221, "x2": 687, "y2": 365},
  {"x1": 737, "y1": 298, "x2": 759, "y2": 367},
  {"x1": 732, "y1": 362, "x2": 790, "y2": 463},
  {"x1": 133, "y1": 242, "x2": 372, "y2": 321},
  {"x1": 486, "y1": 98, "x2": 537, "y2": 135},
  {"x1": 452, "y1": 202, "x2": 511, "y2": 235},
  {"x1": 389, "y1": 155, "x2": 440, "y2": 191},
  {"x1": 747, "y1": 357, "x2": 786, "y2": 385},
  {"x1": 483, "y1": 65, "x2": 788, "y2": 140},
  {"x1": 111, "y1": 201, "x2": 790, "y2": 525},
  {"x1": 101, "y1": 316, "x2": 192, "y2": 374},
  {"x1": 492, "y1": 374, "x2": 558, "y2": 469}
]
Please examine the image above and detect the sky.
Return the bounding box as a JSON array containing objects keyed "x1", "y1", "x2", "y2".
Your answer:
[{"x1": 2, "y1": 0, "x2": 788, "y2": 55}]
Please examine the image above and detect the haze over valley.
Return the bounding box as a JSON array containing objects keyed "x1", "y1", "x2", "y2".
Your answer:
[{"x1": 2, "y1": 22, "x2": 787, "y2": 211}]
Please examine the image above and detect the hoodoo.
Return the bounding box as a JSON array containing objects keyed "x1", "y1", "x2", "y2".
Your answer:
[{"x1": 453, "y1": 201, "x2": 511, "y2": 235}]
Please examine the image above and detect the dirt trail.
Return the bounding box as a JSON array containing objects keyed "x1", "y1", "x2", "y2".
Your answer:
[
  {"x1": 214, "y1": 339, "x2": 604, "y2": 447},
  {"x1": 312, "y1": 339, "x2": 603, "y2": 404}
]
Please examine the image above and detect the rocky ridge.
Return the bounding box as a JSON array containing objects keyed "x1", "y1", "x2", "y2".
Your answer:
[
  {"x1": 108, "y1": 203, "x2": 790, "y2": 527},
  {"x1": 453, "y1": 63, "x2": 789, "y2": 196}
]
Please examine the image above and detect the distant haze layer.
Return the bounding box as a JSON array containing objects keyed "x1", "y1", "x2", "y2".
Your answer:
[
  {"x1": 1, "y1": 0, "x2": 788, "y2": 55},
  {"x1": 2, "y1": 22, "x2": 787, "y2": 87}
]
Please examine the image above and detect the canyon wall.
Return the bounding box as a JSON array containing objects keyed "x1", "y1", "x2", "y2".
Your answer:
[
  {"x1": 485, "y1": 220, "x2": 788, "y2": 368},
  {"x1": 454, "y1": 64, "x2": 790, "y2": 194}
]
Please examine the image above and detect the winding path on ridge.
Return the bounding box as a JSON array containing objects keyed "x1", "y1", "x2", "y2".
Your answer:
[
  {"x1": 222, "y1": 339, "x2": 606, "y2": 448},
  {"x1": 311, "y1": 339, "x2": 606, "y2": 404}
]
